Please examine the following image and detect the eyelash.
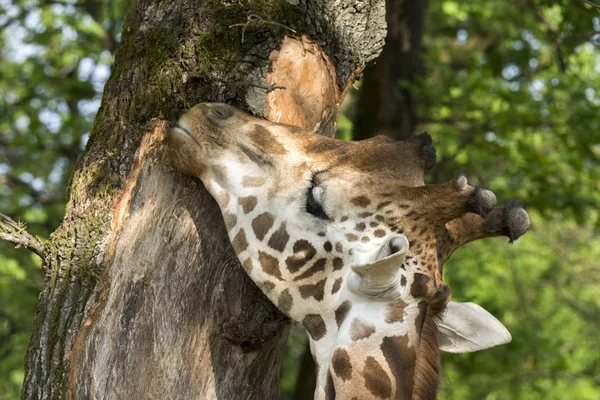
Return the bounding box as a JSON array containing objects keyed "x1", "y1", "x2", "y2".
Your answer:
[{"x1": 306, "y1": 174, "x2": 329, "y2": 220}]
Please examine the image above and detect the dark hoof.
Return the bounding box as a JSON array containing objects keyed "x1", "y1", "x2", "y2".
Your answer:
[
  {"x1": 485, "y1": 201, "x2": 530, "y2": 242},
  {"x1": 414, "y1": 132, "x2": 436, "y2": 170}
]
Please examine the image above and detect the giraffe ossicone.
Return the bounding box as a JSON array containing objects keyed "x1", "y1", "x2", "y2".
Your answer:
[{"x1": 168, "y1": 103, "x2": 529, "y2": 400}]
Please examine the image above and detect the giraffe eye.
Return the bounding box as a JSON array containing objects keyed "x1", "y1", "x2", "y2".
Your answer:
[{"x1": 306, "y1": 185, "x2": 329, "y2": 220}]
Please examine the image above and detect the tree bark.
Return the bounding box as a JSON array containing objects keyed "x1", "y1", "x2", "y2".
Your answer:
[
  {"x1": 353, "y1": 0, "x2": 429, "y2": 141},
  {"x1": 20, "y1": 1, "x2": 386, "y2": 399}
]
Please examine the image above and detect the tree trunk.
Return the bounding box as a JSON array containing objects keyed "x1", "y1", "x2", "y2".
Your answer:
[
  {"x1": 20, "y1": 1, "x2": 386, "y2": 399},
  {"x1": 353, "y1": 0, "x2": 429, "y2": 141}
]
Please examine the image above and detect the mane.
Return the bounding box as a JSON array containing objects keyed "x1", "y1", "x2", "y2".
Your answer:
[{"x1": 413, "y1": 286, "x2": 450, "y2": 400}]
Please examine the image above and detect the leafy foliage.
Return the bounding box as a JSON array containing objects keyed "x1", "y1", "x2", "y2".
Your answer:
[
  {"x1": 418, "y1": 1, "x2": 599, "y2": 398},
  {"x1": 417, "y1": 0, "x2": 600, "y2": 225},
  {"x1": 441, "y1": 217, "x2": 600, "y2": 399}
]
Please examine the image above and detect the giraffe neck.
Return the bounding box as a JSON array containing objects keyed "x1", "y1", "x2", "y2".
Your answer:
[
  {"x1": 308, "y1": 284, "x2": 431, "y2": 400},
  {"x1": 207, "y1": 170, "x2": 444, "y2": 399}
]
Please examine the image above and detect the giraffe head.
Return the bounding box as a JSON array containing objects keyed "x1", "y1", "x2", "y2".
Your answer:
[{"x1": 168, "y1": 103, "x2": 529, "y2": 399}]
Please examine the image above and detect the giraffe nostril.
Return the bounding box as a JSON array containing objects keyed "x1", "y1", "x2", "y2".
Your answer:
[
  {"x1": 389, "y1": 238, "x2": 403, "y2": 255},
  {"x1": 388, "y1": 236, "x2": 408, "y2": 255},
  {"x1": 374, "y1": 234, "x2": 409, "y2": 261}
]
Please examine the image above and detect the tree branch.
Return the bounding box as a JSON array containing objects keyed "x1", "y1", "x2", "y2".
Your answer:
[
  {"x1": 579, "y1": 0, "x2": 600, "y2": 15},
  {"x1": 0, "y1": 213, "x2": 45, "y2": 259}
]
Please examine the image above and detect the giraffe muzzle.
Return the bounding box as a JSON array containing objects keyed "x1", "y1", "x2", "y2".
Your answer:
[{"x1": 348, "y1": 234, "x2": 411, "y2": 299}]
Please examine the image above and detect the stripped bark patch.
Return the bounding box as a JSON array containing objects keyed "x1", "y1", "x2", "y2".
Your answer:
[
  {"x1": 112, "y1": 121, "x2": 166, "y2": 235},
  {"x1": 266, "y1": 35, "x2": 339, "y2": 136}
]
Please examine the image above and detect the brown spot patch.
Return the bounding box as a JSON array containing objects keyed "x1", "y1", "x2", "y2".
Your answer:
[
  {"x1": 361, "y1": 236, "x2": 370, "y2": 243},
  {"x1": 374, "y1": 229, "x2": 386, "y2": 238},
  {"x1": 242, "y1": 175, "x2": 267, "y2": 187},
  {"x1": 303, "y1": 314, "x2": 327, "y2": 341},
  {"x1": 299, "y1": 279, "x2": 326, "y2": 301},
  {"x1": 340, "y1": 215, "x2": 349, "y2": 222},
  {"x1": 286, "y1": 240, "x2": 317, "y2": 273},
  {"x1": 268, "y1": 222, "x2": 290, "y2": 252},
  {"x1": 242, "y1": 258, "x2": 253, "y2": 273},
  {"x1": 335, "y1": 242, "x2": 343, "y2": 253},
  {"x1": 258, "y1": 251, "x2": 283, "y2": 280},
  {"x1": 218, "y1": 191, "x2": 230, "y2": 207},
  {"x1": 294, "y1": 258, "x2": 327, "y2": 281},
  {"x1": 324, "y1": 241, "x2": 333, "y2": 252},
  {"x1": 223, "y1": 212, "x2": 237, "y2": 231},
  {"x1": 377, "y1": 201, "x2": 392, "y2": 210},
  {"x1": 257, "y1": 280, "x2": 275, "y2": 293},
  {"x1": 351, "y1": 196, "x2": 371, "y2": 207},
  {"x1": 332, "y1": 257, "x2": 343, "y2": 270},
  {"x1": 332, "y1": 277, "x2": 343, "y2": 294},
  {"x1": 375, "y1": 215, "x2": 385, "y2": 222},
  {"x1": 211, "y1": 165, "x2": 228, "y2": 185},
  {"x1": 410, "y1": 273, "x2": 433, "y2": 298},
  {"x1": 335, "y1": 300, "x2": 351, "y2": 327},
  {"x1": 385, "y1": 300, "x2": 408, "y2": 324},
  {"x1": 345, "y1": 233, "x2": 358, "y2": 242},
  {"x1": 278, "y1": 289, "x2": 293, "y2": 314},
  {"x1": 252, "y1": 212, "x2": 275, "y2": 241},
  {"x1": 232, "y1": 229, "x2": 248, "y2": 254},
  {"x1": 332, "y1": 348, "x2": 352, "y2": 381},
  {"x1": 363, "y1": 356, "x2": 392, "y2": 399},
  {"x1": 249, "y1": 125, "x2": 287, "y2": 155},
  {"x1": 350, "y1": 318, "x2": 376, "y2": 341},
  {"x1": 239, "y1": 195, "x2": 257, "y2": 214},
  {"x1": 381, "y1": 335, "x2": 416, "y2": 400},
  {"x1": 369, "y1": 221, "x2": 379, "y2": 228},
  {"x1": 354, "y1": 222, "x2": 366, "y2": 231},
  {"x1": 358, "y1": 211, "x2": 373, "y2": 218}
]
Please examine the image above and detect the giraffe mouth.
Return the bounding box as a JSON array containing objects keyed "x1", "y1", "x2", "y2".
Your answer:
[
  {"x1": 171, "y1": 125, "x2": 192, "y2": 138},
  {"x1": 169, "y1": 119, "x2": 200, "y2": 147}
]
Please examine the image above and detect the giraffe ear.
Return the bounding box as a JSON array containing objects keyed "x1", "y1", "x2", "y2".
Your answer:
[
  {"x1": 438, "y1": 301, "x2": 512, "y2": 353},
  {"x1": 348, "y1": 235, "x2": 409, "y2": 298}
]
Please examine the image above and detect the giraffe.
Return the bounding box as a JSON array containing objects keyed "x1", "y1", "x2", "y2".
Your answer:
[{"x1": 167, "y1": 103, "x2": 530, "y2": 400}]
